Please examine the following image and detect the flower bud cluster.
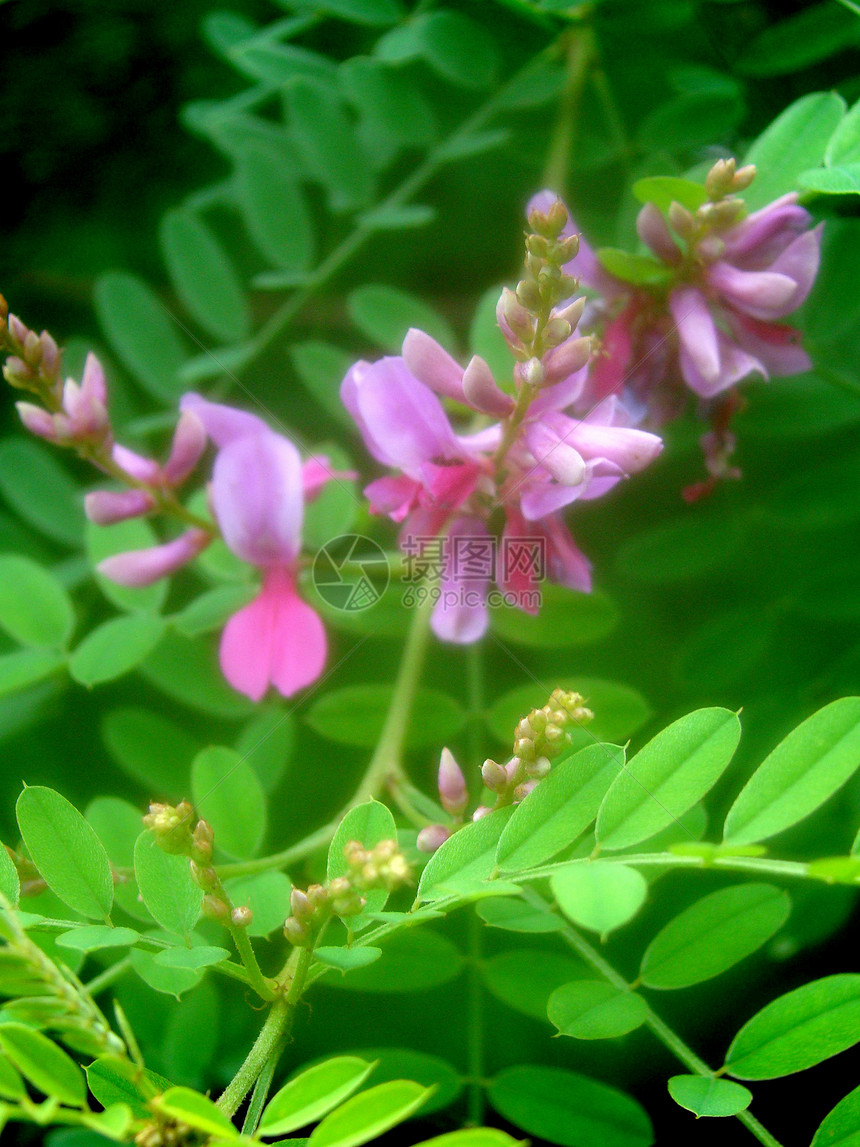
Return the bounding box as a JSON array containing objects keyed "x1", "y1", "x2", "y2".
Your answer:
[
  {"x1": 283, "y1": 838, "x2": 411, "y2": 946},
  {"x1": 143, "y1": 802, "x2": 254, "y2": 930},
  {"x1": 0, "y1": 297, "x2": 62, "y2": 401}
]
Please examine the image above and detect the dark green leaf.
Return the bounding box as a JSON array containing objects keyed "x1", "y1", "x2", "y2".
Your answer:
[
  {"x1": 489, "y1": 1065, "x2": 653, "y2": 1147},
  {"x1": 725, "y1": 974, "x2": 860, "y2": 1080},
  {"x1": 667, "y1": 1076, "x2": 751, "y2": 1118},
  {"x1": 94, "y1": 272, "x2": 188, "y2": 401},
  {"x1": 0, "y1": 556, "x2": 74, "y2": 649},
  {"x1": 133, "y1": 832, "x2": 202, "y2": 938},
  {"x1": 596, "y1": 708, "x2": 741, "y2": 851},
  {"x1": 496, "y1": 744, "x2": 624, "y2": 872},
  {"x1": 313, "y1": 0, "x2": 403, "y2": 24},
  {"x1": 289, "y1": 342, "x2": 355, "y2": 426},
  {"x1": 192, "y1": 745, "x2": 267, "y2": 859},
  {"x1": 737, "y1": 2, "x2": 860, "y2": 76},
  {"x1": 615, "y1": 512, "x2": 749, "y2": 584},
  {"x1": 287, "y1": 78, "x2": 373, "y2": 213},
  {"x1": 490, "y1": 585, "x2": 618, "y2": 648},
  {"x1": 636, "y1": 92, "x2": 742, "y2": 152},
  {"x1": 102, "y1": 708, "x2": 197, "y2": 795},
  {"x1": 69, "y1": 614, "x2": 165, "y2": 686},
  {"x1": 160, "y1": 210, "x2": 250, "y2": 341},
  {"x1": 313, "y1": 947, "x2": 382, "y2": 972},
  {"x1": 550, "y1": 862, "x2": 647, "y2": 936},
  {"x1": 232, "y1": 42, "x2": 335, "y2": 87},
  {"x1": 234, "y1": 708, "x2": 295, "y2": 794},
  {"x1": 320, "y1": 929, "x2": 463, "y2": 993},
  {"x1": 306, "y1": 684, "x2": 465, "y2": 749},
  {"x1": 0, "y1": 439, "x2": 84, "y2": 547},
  {"x1": 437, "y1": 129, "x2": 509, "y2": 161},
  {"x1": 476, "y1": 897, "x2": 564, "y2": 933},
  {"x1": 16, "y1": 786, "x2": 113, "y2": 920},
  {"x1": 415, "y1": 10, "x2": 499, "y2": 89},
  {"x1": 359, "y1": 205, "x2": 436, "y2": 231},
  {"x1": 340, "y1": 58, "x2": 434, "y2": 148},
  {"x1": 483, "y1": 950, "x2": 587, "y2": 1021},
  {"x1": 235, "y1": 143, "x2": 315, "y2": 270},
  {"x1": 347, "y1": 284, "x2": 454, "y2": 354},
  {"x1": 547, "y1": 981, "x2": 648, "y2": 1039},
  {"x1": 260, "y1": 1056, "x2": 376, "y2": 1138},
  {"x1": 639, "y1": 884, "x2": 791, "y2": 989},
  {"x1": 172, "y1": 585, "x2": 256, "y2": 638},
  {"x1": 723, "y1": 698, "x2": 860, "y2": 845},
  {"x1": 0, "y1": 1023, "x2": 86, "y2": 1106},
  {"x1": 139, "y1": 631, "x2": 254, "y2": 718}
]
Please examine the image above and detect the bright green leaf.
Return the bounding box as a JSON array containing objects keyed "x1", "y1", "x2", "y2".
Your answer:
[
  {"x1": 16, "y1": 786, "x2": 113, "y2": 920},
  {"x1": 154, "y1": 945, "x2": 230, "y2": 971},
  {"x1": 192, "y1": 746, "x2": 266, "y2": 859},
  {"x1": 56, "y1": 926, "x2": 140, "y2": 952},
  {"x1": 86, "y1": 1056, "x2": 168, "y2": 1122},
  {"x1": 0, "y1": 648, "x2": 64, "y2": 697},
  {"x1": 0, "y1": 1023, "x2": 86, "y2": 1107},
  {"x1": 224, "y1": 871, "x2": 292, "y2": 936},
  {"x1": 69, "y1": 614, "x2": 165, "y2": 686},
  {"x1": 307, "y1": 1080, "x2": 431, "y2": 1147},
  {"x1": 798, "y1": 164, "x2": 860, "y2": 196},
  {"x1": 667, "y1": 1075, "x2": 751, "y2": 1118},
  {"x1": 172, "y1": 585, "x2": 256, "y2": 638},
  {"x1": 811, "y1": 1082, "x2": 860, "y2": 1147},
  {"x1": 476, "y1": 897, "x2": 564, "y2": 934},
  {"x1": 129, "y1": 947, "x2": 203, "y2": 998},
  {"x1": 0, "y1": 840, "x2": 19, "y2": 906},
  {"x1": 339, "y1": 1048, "x2": 461, "y2": 1116},
  {"x1": 550, "y1": 862, "x2": 647, "y2": 935},
  {"x1": 596, "y1": 248, "x2": 672, "y2": 287},
  {"x1": 0, "y1": 556, "x2": 74, "y2": 649},
  {"x1": 632, "y1": 177, "x2": 707, "y2": 213},
  {"x1": 723, "y1": 698, "x2": 860, "y2": 845},
  {"x1": 418, "y1": 809, "x2": 514, "y2": 901},
  {"x1": 260, "y1": 1056, "x2": 377, "y2": 1138},
  {"x1": 596, "y1": 708, "x2": 741, "y2": 851},
  {"x1": 328, "y1": 800, "x2": 396, "y2": 925},
  {"x1": 547, "y1": 981, "x2": 648, "y2": 1040},
  {"x1": 154, "y1": 1086, "x2": 237, "y2": 1138},
  {"x1": 313, "y1": 947, "x2": 382, "y2": 972},
  {"x1": 133, "y1": 832, "x2": 202, "y2": 938}
]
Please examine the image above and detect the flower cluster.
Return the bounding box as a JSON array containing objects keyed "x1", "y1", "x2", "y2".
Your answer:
[
  {"x1": 548, "y1": 158, "x2": 822, "y2": 496},
  {"x1": 343, "y1": 200, "x2": 663, "y2": 644}
]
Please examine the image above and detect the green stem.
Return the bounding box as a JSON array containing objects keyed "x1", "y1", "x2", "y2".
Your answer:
[
  {"x1": 241, "y1": 1030, "x2": 288, "y2": 1136},
  {"x1": 541, "y1": 25, "x2": 595, "y2": 193},
  {"x1": 521, "y1": 889, "x2": 785, "y2": 1147},
  {"x1": 509, "y1": 851, "x2": 812, "y2": 884},
  {"x1": 229, "y1": 922, "x2": 277, "y2": 1001},
  {"x1": 84, "y1": 958, "x2": 131, "y2": 997},
  {"x1": 217, "y1": 946, "x2": 312, "y2": 1118},
  {"x1": 465, "y1": 910, "x2": 486, "y2": 1126}
]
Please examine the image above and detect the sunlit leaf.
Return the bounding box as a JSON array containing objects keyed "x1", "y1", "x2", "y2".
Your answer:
[
  {"x1": 260, "y1": 1057, "x2": 376, "y2": 1138},
  {"x1": 550, "y1": 862, "x2": 647, "y2": 936},
  {"x1": 667, "y1": 1076, "x2": 751, "y2": 1118},
  {"x1": 547, "y1": 981, "x2": 648, "y2": 1040}
]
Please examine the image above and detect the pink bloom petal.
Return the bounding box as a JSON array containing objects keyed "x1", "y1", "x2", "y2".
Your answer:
[
  {"x1": 430, "y1": 516, "x2": 491, "y2": 645},
  {"x1": 725, "y1": 312, "x2": 811, "y2": 378},
  {"x1": 765, "y1": 225, "x2": 823, "y2": 313},
  {"x1": 220, "y1": 567, "x2": 326, "y2": 701},
  {"x1": 402, "y1": 329, "x2": 467, "y2": 403},
  {"x1": 721, "y1": 193, "x2": 810, "y2": 267},
  {"x1": 543, "y1": 336, "x2": 593, "y2": 386},
  {"x1": 523, "y1": 420, "x2": 587, "y2": 486},
  {"x1": 211, "y1": 431, "x2": 304, "y2": 566},
  {"x1": 301, "y1": 455, "x2": 357, "y2": 501},
  {"x1": 558, "y1": 415, "x2": 663, "y2": 473},
  {"x1": 365, "y1": 474, "x2": 421, "y2": 521},
  {"x1": 636, "y1": 203, "x2": 682, "y2": 265},
  {"x1": 80, "y1": 353, "x2": 108, "y2": 407},
  {"x1": 461, "y1": 355, "x2": 515, "y2": 415},
  {"x1": 163, "y1": 410, "x2": 207, "y2": 486},
  {"x1": 707, "y1": 262, "x2": 799, "y2": 322},
  {"x1": 180, "y1": 393, "x2": 269, "y2": 447},
  {"x1": 670, "y1": 287, "x2": 721, "y2": 387},
  {"x1": 678, "y1": 328, "x2": 764, "y2": 398},
  {"x1": 112, "y1": 444, "x2": 161, "y2": 484},
  {"x1": 16, "y1": 403, "x2": 58, "y2": 441},
  {"x1": 85, "y1": 489, "x2": 154, "y2": 525},
  {"x1": 97, "y1": 529, "x2": 210, "y2": 586},
  {"x1": 543, "y1": 514, "x2": 592, "y2": 592}
]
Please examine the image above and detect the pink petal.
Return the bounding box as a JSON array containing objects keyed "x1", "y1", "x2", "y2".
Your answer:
[
  {"x1": 725, "y1": 312, "x2": 811, "y2": 378},
  {"x1": 636, "y1": 203, "x2": 682, "y2": 265},
  {"x1": 97, "y1": 529, "x2": 210, "y2": 586},
  {"x1": 721, "y1": 193, "x2": 810, "y2": 267},
  {"x1": 523, "y1": 420, "x2": 587, "y2": 486},
  {"x1": 80, "y1": 353, "x2": 108, "y2": 407},
  {"x1": 163, "y1": 410, "x2": 207, "y2": 486},
  {"x1": 220, "y1": 567, "x2": 326, "y2": 701},
  {"x1": 112, "y1": 444, "x2": 161, "y2": 484},
  {"x1": 85, "y1": 489, "x2": 154, "y2": 525},
  {"x1": 211, "y1": 430, "x2": 304, "y2": 566},
  {"x1": 365, "y1": 474, "x2": 421, "y2": 521},
  {"x1": 402, "y1": 329, "x2": 467, "y2": 403},
  {"x1": 461, "y1": 355, "x2": 515, "y2": 415},
  {"x1": 670, "y1": 287, "x2": 720, "y2": 387},
  {"x1": 180, "y1": 393, "x2": 269, "y2": 447},
  {"x1": 707, "y1": 262, "x2": 798, "y2": 322}
]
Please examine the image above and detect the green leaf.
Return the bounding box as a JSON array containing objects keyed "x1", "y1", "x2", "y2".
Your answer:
[
  {"x1": 312, "y1": 0, "x2": 403, "y2": 24},
  {"x1": 639, "y1": 884, "x2": 791, "y2": 990},
  {"x1": 102, "y1": 708, "x2": 197, "y2": 795},
  {"x1": 286, "y1": 78, "x2": 373, "y2": 214},
  {"x1": 725, "y1": 974, "x2": 860, "y2": 1080},
  {"x1": 260, "y1": 1056, "x2": 377, "y2": 1138},
  {"x1": 224, "y1": 871, "x2": 292, "y2": 936},
  {"x1": 306, "y1": 685, "x2": 465, "y2": 749},
  {"x1": 487, "y1": 678, "x2": 651, "y2": 750},
  {"x1": 0, "y1": 556, "x2": 74, "y2": 648},
  {"x1": 235, "y1": 143, "x2": 315, "y2": 271},
  {"x1": 0, "y1": 648, "x2": 64, "y2": 698},
  {"x1": 192, "y1": 746, "x2": 267, "y2": 859},
  {"x1": 667, "y1": 1076, "x2": 751, "y2": 1118},
  {"x1": 418, "y1": 809, "x2": 514, "y2": 901},
  {"x1": 632, "y1": 176, "x2": 708, "y2": 212},
  {"x1": 160, "y1": 210, "x2": 250, "y2": 342},
  {"x1": 811, "y1": 1083, "x2": 860, "y2": 1147},
  {"x1": 476, "y1": 897, "x2": 564, "y2": 934},
  {"x1": 234, "y1": 708, "x2": 295, "y2": 795},
  {"x1": 723, "y1": 698, "x2": 860, "y2": 845},
  {"x1": 414, "y1": 10, "x2": 499, "y2": 89},
  {"x1": 596, "y1": 249, "x2": 672, "y2": 287},
  {"x1": 232, "y1": 42, "x2": 335, "y2": 87},
  {"x1": 636, "y1": 92, "x2": 743, "y2": 153},
  {"x1": 736, "y1": 374, "x2": 860, "y2": 440},
  {"x1": 307, "y1": 1080, "x2": 431, "y2": 1147},
  {"x1": 16, "y1": 786, "x2": 113, "y2": 920},
  {"x1": 489, "y1": 1065, "x2": 653, "y2": 1147},
  {"x1": 69, "y1": 614, "x2": 165, "y2": 686},
  {"x1": 56, "y1": 925, "x2": 139, "y2": 952},
  {"x1": 172, "y1": 585, "x2": 256, "y2": 638},
  {"x1": 496, "y1": 744, "x2": 624, "y2": 872},
  {"x1": 347, "y1": 284, "x2": 454, "y2": 355},
  {"x1": 340, "y1": 58, "x2": 434, "y2": 150},
  {"x1": 437, "y1": 129, "x2": 509, "y2": 162},
  {"x1": 596, "y1": 708, "x2": 741, "y2": 851},
  {"x1": 743, "y1": 92, "x2": 847, "y2": 211},
  {"x1": 129, "y1": 947, "x2": 203, "y2": 998},
  {"x1": 672, "y1": 605, "x2": 777, "y2": 692},
  {"x1": 0, "y1": 840, "x2": 19, "y2": 905},
  {"x1": 0, "y1": 438, "x2": 84, "y2": 547},
  {"x1": 547, "y1": 982, "x2": 648, "y2": 1040},
  {"x1": 0, "y1": 1023, "x2": 86, "y2": 1107},
  {"x1": 490, "y1": 585, "x2": 618, "y2": 648},
  {"x1": 289, "y1": 342, "x2": 355, "y2": 426},
  {"x1": 139, "y1": 631, "x2": 253, "y2": 718},
  {"x1": 483, "y1": 950, "x2": 587, "y2": 1021},
  {"x1": 313, "y1": 947, "x2": 382, "y2": 972},
  {"x1": 827, "y1": 98, "x2": 860, "y2": 166},
  {"x1": 133, "y1": 832, "x2": 202, "y2": 938},
  {"x1": 0, "y1": 1053, "x2": 25, "y2": 1100},
  {"x1": 94, "y1": 271, "x2": 188, "y2": 401},
  {"x1": 86, "y1": 518, "x2": 168, "y2": 615},
  {"x1": 550, "y1": 862, "x2": 647, "y2": 936},
  {"x1": 615, "y1": 512, "x2": 749, "y2": 584},
  {"x1": 320, "y1": 929, "x2": 463, "y2": 993},
  {"x1": 737, "y1": 2, "x2": 860, "y2": 76},
  {"x1": 340, "y1": 1049, "x2": 461, "y2": 1116},
  {"x1": 328, "y1": 800, "x2": 396, "y2": 925},
  {"x1": 86, "y1": 1056, "x2": 167, "y2": 1121},
  {"x1": 154, "y1": 1087, "x2": 237, "y2": 1138},
  {"x1": 154, "y1": 945, "x2": 230, "y2": 971},
  {"x1": 798, "y1": 164, "x2": 860, "y2": 196}
]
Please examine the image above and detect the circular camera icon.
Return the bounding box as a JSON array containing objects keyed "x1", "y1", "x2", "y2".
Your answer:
[{"x1": 312, "y1": 534, "x2": 390, "y2": 612}]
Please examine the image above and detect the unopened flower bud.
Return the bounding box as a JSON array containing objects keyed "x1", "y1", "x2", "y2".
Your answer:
[
  {"x1": 84, "y1": 488, "x2": 155, "y2": 526},
  {"x1": 306, "y1": 883, "x2": 328, "y2": 908},
  {"x1": 551, "y1": 296, "x2": 586, "y2": 331},
  {"x1": 7, "y1": 314, "x2": 28, "y2": 347},
  {"x1": 472, "y1": 805, "x2": 492, "y2": 821},
  {"x1": 637, "y1": 203, "x2": 682, "y2": 266},
  {"x1": 519, "y1": 357, "x2": 545, "y2": 390},
  {"x1": 557, "y1": 233, "x2": 580, "y2": 263},
  {"x1": 189, "y1": 861, "x2": 218, "y2": 891},
  {"x1": 0, "y1": 294, "x2": 8, "y2": 321},
  {"x1": 482, "y1": 759, "x2": 509, "y2": 792},
  {"x1": 697, "y1": 235, "x2": 726, "y2": 263},
  {"x1": 732, "y1": 163, "x2": 756, "y2": 192},
  {"x1": 290, "y1": 889, "x2": 313, "y2": 920},
  {"x1": 543, "y1": 317, "x2": 572, "y2": 347},
  {"x1": 202, "y1": 895, "x2": 230, "y2": 922},
  {"x1": 283, "y1": 916, "x2": 311, "y2": 946},
  {"x1": 513, "y1": 780, "x2": 538, "y2": 802},
  {"x1": 697, "y1": 199, "x2": 744, "y2": 229},
  {"x1": 16, "y1": 403, "x2": 58, "y2": 441},
  {"x1": 328, "y1": 877, "x2": 351, "y2": 898},
  {"x1": 705, "y1": 157, "x2": 736, "y2": 199},
  {"x1": 39, "y1": 331, "x2": 59, "y2": 376},
  {"x1": 525, "y1": 756, "x2": 552, "y2": 779},
  {"x1": 417, "y1": 824, "x2": 451, "y2": 853},
  {"x1": 543, "y1": 335, "x2": 592, "y2": 384},
  {"x1": 499, "y1": 287, "x2": 534, "y2": 342},
  {"x1": 516, "y1": 278, "x2": 541, "y2": 311},
  {"x1": 526, "y1": 233, "x2": 552, "y2": 258},
  {"x1": 23, "y1": 330, "x2": 41, "y2": 366},
  {"x1": 231, "y1": 905, "x2": 253, "y2": 928},
  {"x1": 668, "y1": 201, "x2": 696, "y2": 240},
  {"x1": 4, "y1": 357, "x2": 34, "y2": 388},
  {"x1": 438, "y1": 747, "x2": 468, "y2": 815}
]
